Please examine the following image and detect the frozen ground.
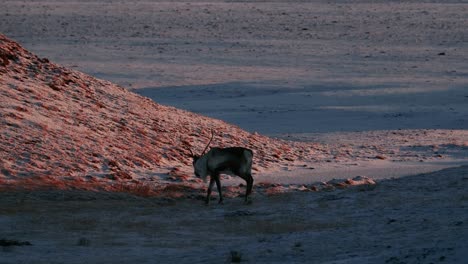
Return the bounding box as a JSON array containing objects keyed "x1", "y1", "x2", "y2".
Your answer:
[
  {"x1": 136, "y1": 81, "x2": 468, "y2": 135},
  {"x1": 1, "y1": 0, "x2": 467, "y2": 135},
  {"x1": 1, "y1": 166, "x2": 467, "y2": 263},
  {"x1": 1, "y1": 1, "x2": 468, "y2": 263},
  {"x1": 1, "y1": 0, "x2": 466, "y2": 179}
]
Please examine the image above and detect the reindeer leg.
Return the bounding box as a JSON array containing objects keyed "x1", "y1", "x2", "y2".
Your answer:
[
  {"x1": 213, "y1": 173, "x2": 223, "y2": 204},
  {"x1": 245, "y1": 173, "x2": 254, "y2": 204},
  {"x1": 205, "y1": 177, "x2": 215, "y2": 205}
]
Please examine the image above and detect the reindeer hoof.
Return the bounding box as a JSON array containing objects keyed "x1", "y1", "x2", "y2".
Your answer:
[{"x1": 244, "y1": 198, "x2": 253, "y2": 205}]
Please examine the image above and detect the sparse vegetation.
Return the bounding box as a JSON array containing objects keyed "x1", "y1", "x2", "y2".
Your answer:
[{"x1": 113, "y1": 182, "x2": 155, "y2": 197}]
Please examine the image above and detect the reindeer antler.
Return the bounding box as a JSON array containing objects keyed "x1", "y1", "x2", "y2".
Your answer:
[{"x1": 200, "y1": 129, "x2": 215, "y2": 156}]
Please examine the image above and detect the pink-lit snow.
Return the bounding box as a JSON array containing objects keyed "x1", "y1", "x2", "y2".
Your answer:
[{"x1": 1, "y1": 1, "x2": 467, "y2": 263}]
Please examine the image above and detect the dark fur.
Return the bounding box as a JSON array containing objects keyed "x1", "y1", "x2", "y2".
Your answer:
[{"x1": 193, "y1": 147, "x2": 253, "y2": 204}]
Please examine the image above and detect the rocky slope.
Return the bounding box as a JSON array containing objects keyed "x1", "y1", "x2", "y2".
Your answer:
[{"x1": 0, "y1": 34, "x2": 316, "y2": 191}]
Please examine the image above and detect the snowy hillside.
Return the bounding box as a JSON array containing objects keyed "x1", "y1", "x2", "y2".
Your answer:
[
  {"x1": 1, "y1": 34, "x2": 467, "y2": 198},
  {"x1": 0, "y1": 1, "x2": 467, "y2": 262},
  {"x1": 0, "y1": 34, "x2": 318, "y2": 192}
]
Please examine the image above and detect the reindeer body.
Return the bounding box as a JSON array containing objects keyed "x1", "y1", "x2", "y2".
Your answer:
[{"x1": 193, "y1": 147, "x2": 254, "y2": 204}]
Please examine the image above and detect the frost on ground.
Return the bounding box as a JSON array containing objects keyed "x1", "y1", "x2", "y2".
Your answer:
[
  {"x1": 1, "y1": 1, "x2": 468, "y2": 263},
  {"x1": 1, "y1": 34, "x2": 467, "y2": 263},
  {"x1": 1, "y1": 0, "x2": 466, "y2": 134},
  {"x1": 2, "y1": 33, "x2": 466, "y2": 196},
  {"x1": 0, "y1": 166, "x2": 467, "y2": 264},
  {"x1": 0, "y1": 33, "x2": 318, "y2": 192}
]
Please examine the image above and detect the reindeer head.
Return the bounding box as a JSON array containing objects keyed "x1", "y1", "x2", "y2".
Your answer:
[
  {"x1": 189, "y1": 149, "x2": 200, "y2": 164},
  {"x1": 190, "y1": 130, "x2": 214, "y2": 179}
]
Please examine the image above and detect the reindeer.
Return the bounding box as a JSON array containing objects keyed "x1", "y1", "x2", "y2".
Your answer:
[{"x1": 189, "y1": 132, "x2": 254, "y2": 205}]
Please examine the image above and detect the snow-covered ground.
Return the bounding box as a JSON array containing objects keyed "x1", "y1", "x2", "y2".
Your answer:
[
  {"x1": 1, "y1": 0, "x2": 467, "y2": 263},
  {"x1": 1, "y1": 166, "x2": 467, "y2": 263},
  {"x1": 1, "y1": 0, "x2": 467, "y2": 136},
  {"x1": 2, "y1": 0, "x2": 467, "y2": 180}
]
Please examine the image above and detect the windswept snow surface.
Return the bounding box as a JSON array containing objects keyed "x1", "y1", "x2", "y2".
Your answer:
[
  {"x1": 1, "y1": 0, "x2": 466, "y2": 135},
  {"x1": 2, "y1": 33, "x2": 465, "y2": 190},
  {"x1": 1, "y1": 1, "x2": 468, "y2": 263},
  {"x1": 0, "y1": 33, "x2": 319, "y2": 192},
  {"x1": 1, "y1": 0, "x2": 466, "y2": 183},
  {"x1": 1, "y1": 166, "x2": 467, "y2": 264}
]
